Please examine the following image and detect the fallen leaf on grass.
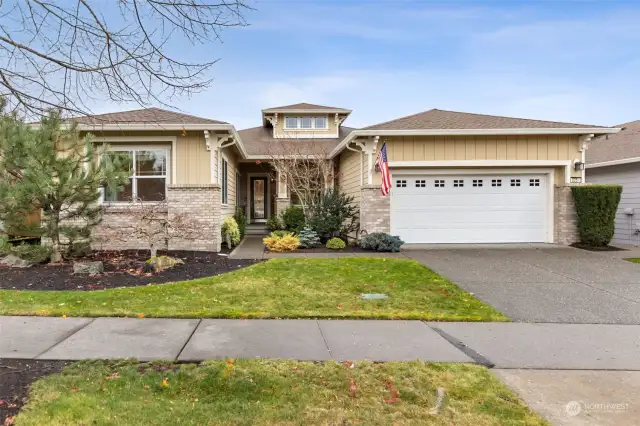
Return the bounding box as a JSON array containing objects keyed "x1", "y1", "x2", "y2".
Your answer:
[
  {"x1": 348, "y1": 378, "x2": 357, "y2": 398},
  {"x1": 107, "y1": 372, "x2": 120, "y2": 380},
  {"x1": 337, "y1": 303, "x2": 343, "y2": 310},
  {"x1": 384, "y1": 379, "x2": 399, "y2": 404},
  {"x1": 161, "y1": 378, "x2": 169, "y2": 387},
  {"x1": 343, "y1": 361, "x2": 355, "y2": 369},
  {"x1": 138, "y1": 314, "x2": 145, "y2": 318}
]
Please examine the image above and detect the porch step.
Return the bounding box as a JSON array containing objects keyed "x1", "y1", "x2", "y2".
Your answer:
[{"x1": 246, "y1": 224, "x2": 269, "y2": 236}]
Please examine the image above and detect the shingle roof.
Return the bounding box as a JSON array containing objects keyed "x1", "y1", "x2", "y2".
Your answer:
[
  {"x1": 363, "y1": 108, "x2": 607, "y2": 130},
  {"x1": 262, "y1": 103, "x2": 351, "y2": 112},
  {"x1": 238, "y1": 126, "x2": 356, "y2": 156},
  {"x1": 588, "y1": 120, "x2": 640, "y2": 164},
  {"x1": 71, "y1": 107, "x2": 227, "y2": 125}
]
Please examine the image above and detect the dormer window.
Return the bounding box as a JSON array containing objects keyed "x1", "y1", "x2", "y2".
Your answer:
[{"x1": 284, "y1": 116, "x2": 328, "y2": 130}]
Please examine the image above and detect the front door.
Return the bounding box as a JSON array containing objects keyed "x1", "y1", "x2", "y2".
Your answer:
[{"x1": 250, "y1": 177, "x2": 268, "y2": 223}]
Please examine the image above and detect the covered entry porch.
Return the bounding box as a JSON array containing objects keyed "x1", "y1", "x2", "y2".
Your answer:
[{"x1": 235, "y1": 161, "x2": 290, "y2": 224}]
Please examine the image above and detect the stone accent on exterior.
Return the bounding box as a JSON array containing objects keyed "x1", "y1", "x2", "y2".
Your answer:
[
  {"x1": 92, "y1": 206, "x2": 168, "y2": 251},
  {"x1": 554, "y1": 185, "x2": 580, "y2": 245},
  {"x1": 275, "y1": 197, "x2": 291, "y2": 217},
  {"x1": 360, "y1": 185, "x2": 390, "y2": 235},
  {"x1": 91, "y1": 184, "x2": 221, "y2": 252},
  {"x1": 167, "y1": 184, "x2": 221, "y2": 252}
]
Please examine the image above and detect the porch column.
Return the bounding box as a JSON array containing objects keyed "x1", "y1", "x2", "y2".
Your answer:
[
  {"x1": 275, "y1": 166, "x2": 290, "y2": 216},
  {"x1": 355, "y1": 136, "x2": 380, "y2": 185}
]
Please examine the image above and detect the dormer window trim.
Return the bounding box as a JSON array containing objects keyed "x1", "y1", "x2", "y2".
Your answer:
[{"x1": 284, "y1": 116, "x2": 329, "y2": 130}]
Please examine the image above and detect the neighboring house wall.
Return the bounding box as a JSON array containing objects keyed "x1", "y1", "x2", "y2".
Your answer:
[{"x1": 588, "y1": 163, "x2": 640, "y2": 246}]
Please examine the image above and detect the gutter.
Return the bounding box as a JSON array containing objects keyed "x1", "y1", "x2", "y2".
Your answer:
[{"x1": 586, "y1": 156, "x2": 640, "y2": 169}]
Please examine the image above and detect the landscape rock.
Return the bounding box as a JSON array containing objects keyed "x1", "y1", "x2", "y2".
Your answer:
[
  {"x1": 73, "y1": 261, "x2": 104, "y2": 275},
  {"x1": 146, "y1": 256, "x2": 184, "y2": 272},
  {"x1": 0, "y1": 254, "x2": 33, "y2": 268}
]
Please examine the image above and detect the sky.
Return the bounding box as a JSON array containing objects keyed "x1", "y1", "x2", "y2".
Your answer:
[{"x1": 94, "y1": 0, "x2": 640, "y2": 130}]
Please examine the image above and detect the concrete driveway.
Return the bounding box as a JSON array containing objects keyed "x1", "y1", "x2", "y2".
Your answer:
[{"x1": 404, "y1": 246, "x2": 640, "y2": 324}]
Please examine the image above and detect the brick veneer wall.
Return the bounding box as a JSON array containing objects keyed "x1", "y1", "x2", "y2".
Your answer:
[
  {"x1": 554, "y1": 185, "x2": 580, "y2": 245},
  {"x1": 167, "y1": 184, "x2": 221, "y2": 252},
  {"x1": 91, "y1": 184, "x2": 222, "y2": 252},
  {"x1": 91, "y1": 206, "x2": 168, "y2": 251},
  {"x1": 360, "y1": 185, "x2": 390, "y2": 234}
]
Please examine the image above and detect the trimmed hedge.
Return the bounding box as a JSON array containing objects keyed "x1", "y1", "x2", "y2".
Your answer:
[{"x1": 571, "y1": 185, "x2": 622, "y2": 246}]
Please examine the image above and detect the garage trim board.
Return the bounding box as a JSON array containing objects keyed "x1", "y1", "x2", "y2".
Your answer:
[{"x1": 390, "y1": 168, "x2": 555, "y2": 244}]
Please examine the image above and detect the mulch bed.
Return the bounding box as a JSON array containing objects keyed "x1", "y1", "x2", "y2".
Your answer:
[
  {"x1": 570, "y1": 243, "x2": 627, "y2": 252},
  {"x1": 0, "y1": 359, "x2": 70, "y2": 424},
  {"x1": 0, "y1": 250, "x2": 261, "y2": 291}
]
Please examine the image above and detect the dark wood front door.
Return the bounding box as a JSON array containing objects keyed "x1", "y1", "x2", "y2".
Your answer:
[{"x1": 250, "y1": 177, "x2": 267, "y2": 222}]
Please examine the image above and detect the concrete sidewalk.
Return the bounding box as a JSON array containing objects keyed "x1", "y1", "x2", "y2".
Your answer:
[{"x1": 2, "y1": 316, "x2": 640, "y2": 370}]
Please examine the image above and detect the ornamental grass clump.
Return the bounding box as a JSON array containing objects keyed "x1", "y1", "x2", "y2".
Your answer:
[{"x1": 263, "y1": 232, "x2": 301, "y2": 252}]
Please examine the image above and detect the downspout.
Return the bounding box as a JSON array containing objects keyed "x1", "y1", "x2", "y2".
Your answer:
[{"x1": 579, "y1": 134, "x2": 594, "y2": 183}]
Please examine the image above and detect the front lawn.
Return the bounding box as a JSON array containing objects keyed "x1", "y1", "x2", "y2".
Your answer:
[
  {"x1": 626, "y1": 258, "x2": 640, "y2": 263},
  {"x1": 0, "y1": 258, "x2": 507, "y2": 321},
  {"x1": 14, "y1": 360, "x2": 545, "y2": 426}
]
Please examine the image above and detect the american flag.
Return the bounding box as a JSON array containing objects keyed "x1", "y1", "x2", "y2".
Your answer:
[{"x1": 375, "y1": 143, "x2": 391, "y2": 196}]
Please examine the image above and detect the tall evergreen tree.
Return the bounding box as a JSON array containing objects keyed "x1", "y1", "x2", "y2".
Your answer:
[{"x1": 0, "y1": 107, "x2": 129, "y2": 261}]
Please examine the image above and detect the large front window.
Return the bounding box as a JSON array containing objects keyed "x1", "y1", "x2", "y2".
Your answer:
[
  {"x1": 104, "y1": 149, "x2": 168, "y2": 202},
  {"x1": 284, "y1": 116, "x2": 328, "y2": 130}
]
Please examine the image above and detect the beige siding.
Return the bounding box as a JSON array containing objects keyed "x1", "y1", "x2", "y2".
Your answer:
[
  {"x1": 338, "y1": 148, "x2": 363, "y2": 206},
  {"x1": 273, "y1": 113, "x2": 340, "y2": 138},
  {"x1": 176, "y1": 133, "x2": 210, "y2": 184},
  {"x1": 371, "y1": 134, "x2": 582, "y2": 184},
  {"x1": 220, "y1": 147, "x2": 238, "y2": 218},
  {"x1": 83, "y1": 130, "x2": 212, "y2": 185}
]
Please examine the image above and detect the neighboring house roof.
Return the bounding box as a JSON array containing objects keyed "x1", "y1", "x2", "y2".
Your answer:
[
  {"x1": 71, "y1": 107, "x2": 227, "y2": 125},
  {"x1": 587, "y1": 120, "x2": 640, "y2": 168},
  {"x1": 238, "y1": 126, "x2": 356, "y2": 156},
  {"x1": 363, "y1": 108, "x2": 608, "y2": 131},
  {"x1": 262, "y1": 103, "x2": 352, "y2": 113}
]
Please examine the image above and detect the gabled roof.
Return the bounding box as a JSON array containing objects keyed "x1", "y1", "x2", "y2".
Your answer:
[
  {"x1": 364, "y1": 108, "x2": 607, "y2": 131},
  {"x1": 71, "y1": 107, "x2": 227, "y2": 125},
  {"x1": 238, "y1": 126, "x2": 356, "y2": 156},
  {"x1": 588, "y1": 120, "x2": 640, "y2": 166},
  {"x1": 262, "y1": 103, "x2": 351, "y2": 113}
]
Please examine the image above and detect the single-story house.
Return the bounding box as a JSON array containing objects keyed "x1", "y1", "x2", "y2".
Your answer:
[
  {"x1": 69, "y1": 104, "x2": 619, "y2": 251},
  {"x1": 586, "y1": 120, "x2": 640, "y2": 246}
]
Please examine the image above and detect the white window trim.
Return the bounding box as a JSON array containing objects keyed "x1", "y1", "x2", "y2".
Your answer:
[
  {"x1": 283, "y1": 116, "x2": 329, "y2": 130},
  {"x1": 220, "y1": 151, "x2": 230, "y2": 206},
  {"x1": 94, "y1": 136, "x2": 177, "y2": 184},
  {"x1": 100, "y1": 144, "x2": 171, "y2": 204}
]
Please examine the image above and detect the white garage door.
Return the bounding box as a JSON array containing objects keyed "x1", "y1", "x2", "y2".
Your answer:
[{"x1": 391, "y1": 173, "x2": 548, "y2": 243}]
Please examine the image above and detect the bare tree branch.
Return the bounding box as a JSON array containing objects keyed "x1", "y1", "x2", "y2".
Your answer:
[
  {"x1": 0, "y1": 0, "x2": 250, "y2": 119},
  {"x1": 267, "y1": 138, "x2": 335, "y2": 217}
]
